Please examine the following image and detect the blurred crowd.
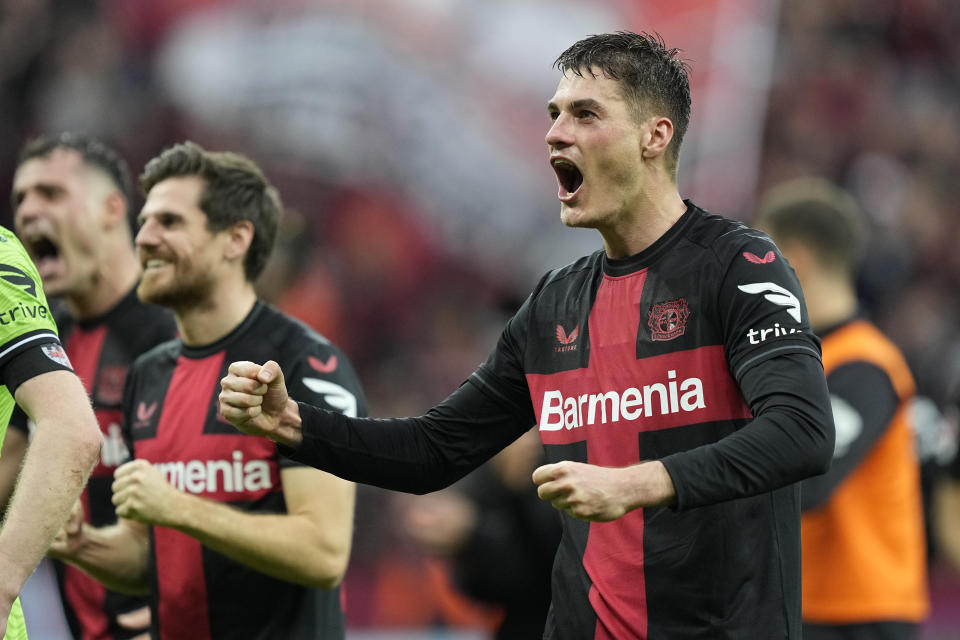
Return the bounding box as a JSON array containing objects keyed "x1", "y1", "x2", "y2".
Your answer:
[
  {"x1": 2, "y1": 0, "x2": 959, "y2": 637},
  {"x1": 760, "y1": 12, "x2": 960, "y2": 633},
  {"x1": 760, "y1": 0, "x2": 960, "y2": 417}
]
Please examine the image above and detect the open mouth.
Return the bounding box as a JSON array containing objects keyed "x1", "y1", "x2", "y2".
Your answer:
[
  {"x1": 24, "y1": 234, "x2": 60, "y2": 262},
  {"x1": 551, "y1": 158, "x2": 583, "y2": 197},
  {"x1": 22, "y1": 233, "x2": 63, "y2": 279},
  {"x1": 141, "y1": 256, "x2": 174, "y2": 273},
  {"x1": 21, "y1": 232, "x2": 64, "y2": 281},
  {"x1": 143, "y1": 259, "x2": 166, "y2": 269}
]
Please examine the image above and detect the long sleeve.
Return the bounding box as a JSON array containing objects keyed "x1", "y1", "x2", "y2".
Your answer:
[
  {"x1": 662, "y1": 351, "x2": 834, "y2": 510},
  {"x1": 289, "y1": 379, "x2": 531, "y2": 493}
]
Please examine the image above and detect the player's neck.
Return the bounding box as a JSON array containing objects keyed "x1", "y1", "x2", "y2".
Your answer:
[
  {"x1": 65, "y1": 248, "x2": 141, "y2": 321},
  {"x1": 805, "y1": 277, "x2": 858, "y2": 333},
  {"x1": 601, "y1": 187, "x2": 686, "y2": 260},
  {"x1": 174, "y1": 282, "x2": 258, "y2": 347}
]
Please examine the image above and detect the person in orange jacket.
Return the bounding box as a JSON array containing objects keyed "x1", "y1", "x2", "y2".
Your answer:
[{"x1": 757, "y1": 177, "x2": 929, "y2": 640}]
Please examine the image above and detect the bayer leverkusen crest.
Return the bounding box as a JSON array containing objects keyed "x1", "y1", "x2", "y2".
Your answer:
[{"x1": 648, "y1": 298, "x2": 690, "y2": 341}]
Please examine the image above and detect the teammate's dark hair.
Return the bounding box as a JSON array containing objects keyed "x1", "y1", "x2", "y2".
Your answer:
[
  {"x1": 17, "y1": 132, "x2": 133, "y2": 214},
  {"x1": 140, "y1": 142, "x2": 281, "y2": 282},
  {"x1": 755, "y1": 177, "x2": 867, "y2": 276},
  {"x1": 554, "y1": 31, "x2": 691, "y2": 175}
]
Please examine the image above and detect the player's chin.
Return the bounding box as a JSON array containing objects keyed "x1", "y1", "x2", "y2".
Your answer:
[
  {"x1": 136, "y1": 281, "x2": 173, "y2": 306},
  {"x1": 559, "y1": 204, "x2": 598, "y2": 229}
]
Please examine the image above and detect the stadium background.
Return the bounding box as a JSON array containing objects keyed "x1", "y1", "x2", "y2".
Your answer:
[{"x1": 1, "y1": 0, "x2": 958, "y2": 638}]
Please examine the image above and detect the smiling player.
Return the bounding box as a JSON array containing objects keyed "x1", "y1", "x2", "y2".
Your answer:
[{"x1": 50, "y1": 142, "x2": 364, "y2": 640}]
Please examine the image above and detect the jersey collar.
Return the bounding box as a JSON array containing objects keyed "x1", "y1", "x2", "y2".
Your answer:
[{"x1": 602, "y1": 200, "x2": 698, "y2": 277}]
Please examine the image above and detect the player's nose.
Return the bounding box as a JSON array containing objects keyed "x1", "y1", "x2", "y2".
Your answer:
[
  {"x1": 13, "y1": 191, "x2": 46, "y2": 229},
  {"x1": 134, "y1": 218, "x2": 161, "y2": 248},
  {"x1": 545, "y1": 113, "x2": 574, "y2": 149}
]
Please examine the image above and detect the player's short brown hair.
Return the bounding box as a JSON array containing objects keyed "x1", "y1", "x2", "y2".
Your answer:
[
  {"x1": 554, "y1": 32, "x2": 692, "y2": 175},
  {"x1": 140, "y1": 142, "x2": 281, "y2": 282}
]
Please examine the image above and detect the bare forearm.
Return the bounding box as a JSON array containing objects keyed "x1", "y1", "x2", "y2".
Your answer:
[
  {"x1": 167, "y1": 492, "x2": 351, "y2": 589},
  {"x1": 0, "y1": 430, "x2": 27, "y2": 514},
  {"x1": 53, "y1": 522, "x2": 150, "y2": 595},
  {"x1": 0, "y1": 418, "x2": 100, "y2": 598},
  {"x1": 624, "y1": 461, "x2": 677, "y2": 510}
]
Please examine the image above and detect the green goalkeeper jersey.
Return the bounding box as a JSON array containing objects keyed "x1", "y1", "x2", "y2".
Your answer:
[
  {"x1": 0, "y1": 226, "x2": 59, "y2": 435},
  {"x1": 0, "y1": 225, "x2": 61, "y2": 640}
]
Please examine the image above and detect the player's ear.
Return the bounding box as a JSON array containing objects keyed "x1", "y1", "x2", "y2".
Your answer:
[
  {"x1": 101, "y1": 191, "x2": 129, "y2": 231},
  {"x1": 641, "y1": 116, "x2": 674, "y2": 161},
  {"x1": 223, "y1": 220, "x2": 254, "y2": 262}
]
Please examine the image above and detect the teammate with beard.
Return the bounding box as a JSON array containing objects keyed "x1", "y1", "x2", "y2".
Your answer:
[
  {"x1": 220, "y1": 32, "x2": 835, "y2": 639},
  {"x1": 50, "y1": 142, "x2": 363, "y2": 640},
  {"x1": 7, "y1": 133, "x2": 176, "y2": 640}
]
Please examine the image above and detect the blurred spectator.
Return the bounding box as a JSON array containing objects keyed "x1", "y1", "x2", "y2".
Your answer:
[
  {"x1": 760, "y1": 0, "x2": 960, "y2": 410},
  {"x1": 404, "y1": 429, "x2": 561, "y2": 639},
  {"x1": 933, "y1": 377, "x2": 960, "y2": 580},
  {"x1": 934, "y1": 438, "x2": 960, "y2": 579},
  {"x1": 756, "y1": 177, "x2": 928, "y2": 640}
]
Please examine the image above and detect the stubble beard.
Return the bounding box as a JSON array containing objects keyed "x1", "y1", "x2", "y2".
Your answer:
[{"x1": 137, "y1": 269, "x2": 215, "y2": 313}]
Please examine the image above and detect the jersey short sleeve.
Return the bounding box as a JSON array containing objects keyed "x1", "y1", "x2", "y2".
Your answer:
[
  {"x1": 283, "y1": 339, "x2": 368, "y2": 468},
  {"x1": 0, "y1": 231, "x2": 61, "y2": 367},
  {"x1": 0, "y1": 228, "x2": 66, "y2": 431},
  {"x1": 716, "y1": 233, "x2": 822, "y2": 383}
]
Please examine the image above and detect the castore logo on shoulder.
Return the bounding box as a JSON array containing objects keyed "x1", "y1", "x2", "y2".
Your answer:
[
  {"x1": 743, "y1": 250, "x2": 776, "y2": 264},
  {"x1": 555, "y1": 324, "x2": 579, "y2": 352},
  {"x1": 134, "y1": 401, "x2": 158, "y2": 429}
]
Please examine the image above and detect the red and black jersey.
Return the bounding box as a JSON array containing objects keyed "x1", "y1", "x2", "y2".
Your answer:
[
  {"x1": 472, "y1": 202, "x2": 830, "y2": 639},
  {"x1": 10, "y1": 287, "x2": 176, "y2": 640},
  {"x1": 122, "y1": 301, "x2": 366, "y2": 640},
  {"x1": 289, "y1": 202, "x2": 834, "y2": 640}
]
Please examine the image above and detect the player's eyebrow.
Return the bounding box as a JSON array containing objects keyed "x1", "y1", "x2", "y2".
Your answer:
[
  {"x1": 547, "y1": 98, "x2": 606, "y2": 115},
  {"x1": 137, "y1": 210, "x2": 183, "y2": 227},
  {"x1": 11, "y1": 182, "x2": 65, "y2": 209}
]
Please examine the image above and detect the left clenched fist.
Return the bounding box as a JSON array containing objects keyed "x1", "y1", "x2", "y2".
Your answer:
[
  {"x1": 112, "y1": 459, "x2": 181, "y2": 527},
  {"x1": 531, "y1": 459, "x2": 676, "y2": 522}
]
